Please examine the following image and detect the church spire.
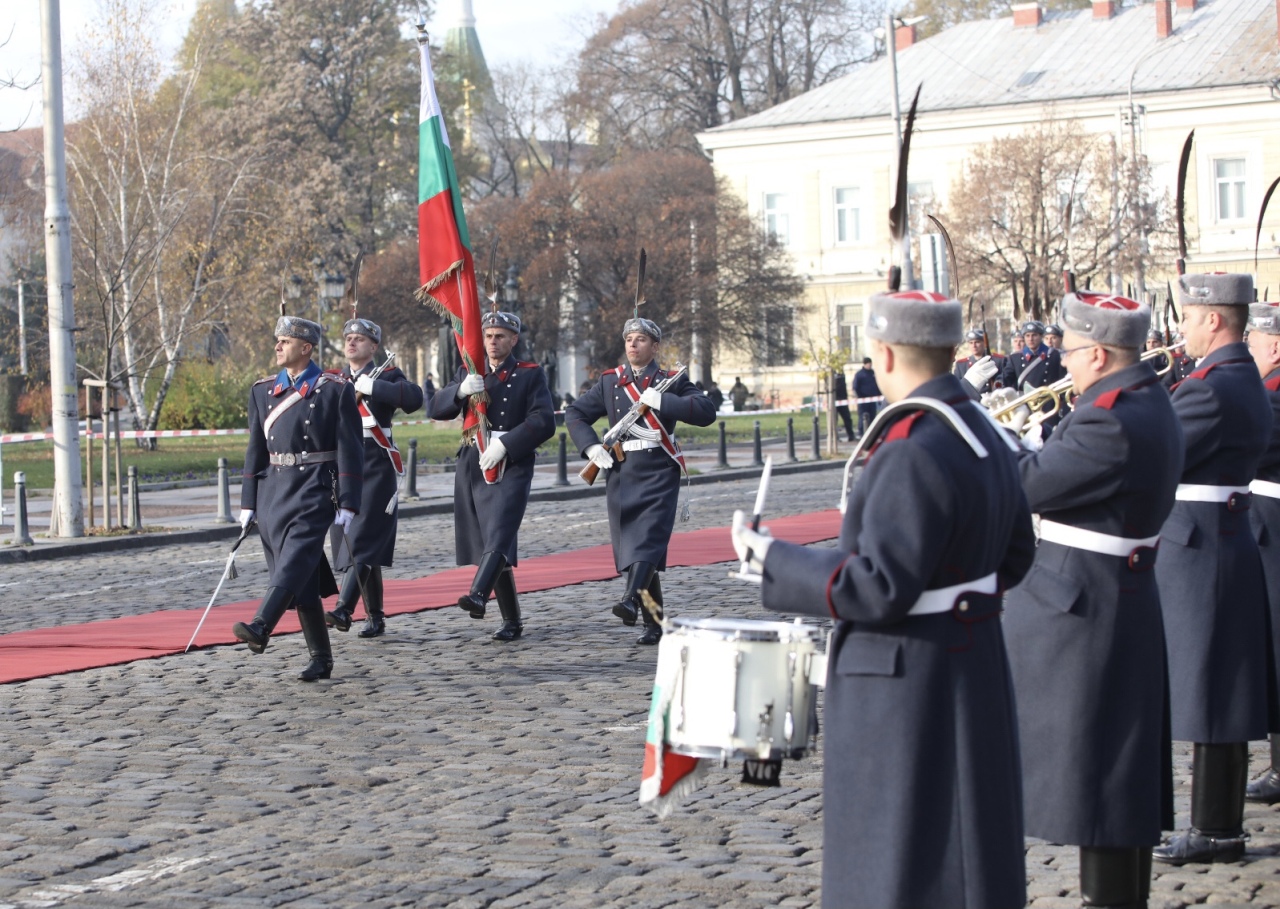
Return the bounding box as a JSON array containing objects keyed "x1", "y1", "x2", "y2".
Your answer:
[{"x1": 443, "y1": 0, "x2": 492, "y2": 95}]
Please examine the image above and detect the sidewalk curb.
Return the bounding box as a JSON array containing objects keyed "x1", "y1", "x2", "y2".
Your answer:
[{"x1": 0, "y1": 457, "x2": 844, "y2": 563}]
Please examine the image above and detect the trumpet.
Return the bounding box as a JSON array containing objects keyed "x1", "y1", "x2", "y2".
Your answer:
[
  {"x1": 1140, "y1": 343, "x2": 1186, "y2": 376},
  {"x1": 986, "y1": 379, "x2": 1073, "y2": 433}
]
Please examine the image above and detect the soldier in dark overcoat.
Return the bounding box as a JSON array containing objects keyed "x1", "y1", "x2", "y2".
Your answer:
[
  {"x1": 1243, "y1": 301, "x2": 1280, "y2": 803},
  {"x1": 953, "y1": 327, "x2": 1003, "y2": 395},
  {"x1": 324, "y1": 318, "x2": 424, "y2": 639},
  {"x1": 1003, "y1": 291, "x2": 1183, "y2": 906},
  {"x1": 733, "y1": 289, "x2": 1036, "y2": 909},
  {"x1": 565, "y1": 316, "x2": 716, "y2": 645},
  {"x1": 232, "y1": 316, "x2": 363, "y2": 681},
  {"x1": 1153, "y1": 272, "x2": 1274, "y2": 865},
  {"x1": 429, "y1": 309, "x2": 555, "y2": 641},
  {"x1": 1044, "y1": 321, "x2": 1063, "y2": 348},
  {"x1": 1001, "y1": 319, "x2": 1066, "y2": 391}
]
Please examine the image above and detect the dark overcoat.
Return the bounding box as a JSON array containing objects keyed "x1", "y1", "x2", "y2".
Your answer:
[
  {"x1": 1002, "y1": 344, "x2": 1065, "y2": 391},
  {"x1": 1157, "y1": 341, "x2": 1273, "y2": 744},
  {"x1": 1251, "y1": 368, "x2": 1280, "y2": 731},
  {"x1": 564, "y1": 361, "x2": 716, "y2": 572},
  {"x1": 1004, "y1": 361, "x2": 1183, "y2": 847},
  {"x1": 429, "y1": 355, "x2": 555, "y2": 566},
  {"x1": 327, "y1": 362, "x2": 423, "y2": 570},
  {"x1": 759, "y1": 373, "x2": 1035, "y2": 909},
  {"x1": 242, "y1": 361, "x2": 363, "y2": 601}
]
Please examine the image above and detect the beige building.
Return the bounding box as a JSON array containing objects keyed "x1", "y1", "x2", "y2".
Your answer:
[{"x1": 698, "y1": 0, "x2": 1280, "y2": 407}]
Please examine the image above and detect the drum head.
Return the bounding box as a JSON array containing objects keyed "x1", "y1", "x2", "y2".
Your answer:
[{"x1": 668, "y1": 616, "x2": 823, "y2": 643}]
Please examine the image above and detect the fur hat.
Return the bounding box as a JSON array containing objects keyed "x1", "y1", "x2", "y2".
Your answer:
[
  {"x1": 865, "y1": 290, "x2": 963, "y2": 348},
  {"x1": 1178, "y1": 273, "x2": 1254, "y2": 307},
  {"x1": 275, "y1": 315, "x2": 322, "y2": 348},
  {"x1": 342, "y1": 317, "x2": 381, "y2": 344},
  {"x1": 1058, "y1": 291, "x2": 1150, "y2": 349},
  {"x1": 1249, "y1": 302, "x2": 1280, "y2": 335},
  {"x1": 1020, "y1": 320, "x2": 1046, "y2": 335},
  {"x1": 623, "y1": 317, "x2": 662, "y2": 342},
  {"x1": 482, "y1": 310, "x2": 522, "y2": 334}
]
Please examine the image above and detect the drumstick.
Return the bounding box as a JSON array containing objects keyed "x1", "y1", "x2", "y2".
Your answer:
[{"x1": 735, "y1": 456, "x2": 772, "y2": 581}]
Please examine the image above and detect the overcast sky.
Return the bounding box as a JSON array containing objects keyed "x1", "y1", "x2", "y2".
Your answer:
[{"x1": 0, "y1": 0, "x2": 619, "y2": 132}]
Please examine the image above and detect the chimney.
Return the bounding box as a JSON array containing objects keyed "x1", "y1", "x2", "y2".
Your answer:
[
  {"x1": 1012, "y1": 3, "x2": 1043, "y2": 27},
  {"x1": 1155, "y1": 0, "x2": 1173, "y2": 37},
  {"x1": 1175, "y1": 0, "x2": 1196, "y2": 10},
  {"x1": 1092, "y1": 0, "x2": 1115, "y2": 18},
  {"x1": 895, "y1": 23, "x2": 917, "y2": 50}
]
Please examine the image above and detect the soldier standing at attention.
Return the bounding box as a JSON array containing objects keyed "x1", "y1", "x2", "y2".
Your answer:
[
  {"x1": 565, "y1": 313, "x2": 716, "y2": 645},
  {"x1": 233, "y1": 315, "x2": 363, "y2": 681},
  {"x1": 1002, "y1": 319, "x2": 1065, "y2": 391},
  {"x1": 953, "y1": 327, "x2": 1003, "y2": 395},
  {"x1": 325, "y1": 317, "x2": 423, "y2": 639},
  {"x1": 429, "y1": 307, "x2": 555, "y2": 641},
  {"x1": 732, "y1": 289, "x2": 1035, "y2": 909},
  {"x1": 1044, "y1": 322, "x2": 1063, "y2": 349}
]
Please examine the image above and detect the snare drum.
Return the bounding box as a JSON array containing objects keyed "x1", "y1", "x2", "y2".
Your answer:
[{"x1": 658, "y1": 616, "x2": 825, "y2": 762}]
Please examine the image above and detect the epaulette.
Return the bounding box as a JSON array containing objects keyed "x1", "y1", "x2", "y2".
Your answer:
[
  {"x1": 253, "y1": 375, "x2": 275, "y2": 386},
  {"x1": 602, "y1": 366, "x2": 623, "y2": 377},
  {"x1": 516, "y1": 361, "x2": 539, "y2": 369},
  {"x1": 324, "y1": 367, "x2": 345, "y2": 376},
  {"x1": 1266, "y1": 375, "x2": 1280, "y2": 393},
  {"x1": 884, "y1": 411, "x2": 925, "y2": 443},
  {"x1": 1094, "y1": 388, "x2": 1123, "y2": 410}
]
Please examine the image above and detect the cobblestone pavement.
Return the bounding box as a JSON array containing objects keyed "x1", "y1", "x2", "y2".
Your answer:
[{"x1": 3, "y1": 473, "x2": 1280, "y2": 907}]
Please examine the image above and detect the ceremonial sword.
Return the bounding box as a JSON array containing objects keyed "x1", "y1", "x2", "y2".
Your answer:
[{"x1": 185, "y1": 520, "x2": 257, "y2": 653}]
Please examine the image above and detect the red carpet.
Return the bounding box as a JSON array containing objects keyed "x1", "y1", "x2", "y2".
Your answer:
[{"x1": 0, "y1": 510, "x2": 841, "y2": 684}]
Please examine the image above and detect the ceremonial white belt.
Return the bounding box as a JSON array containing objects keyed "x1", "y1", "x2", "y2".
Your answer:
[
  {"x1": 1176, "y1": 483, "x2": 1250, "y2": 502},
  {"x1": 1251, "y1": 479, "x2": 1280, "y2": 499},
  {"x1": 269, "y1": 450, "x2": 336, "y2": 467},
  {"x1": 1039, "y1": 519, "x2": 1159, "y2": 557},
  {"x1": 908, "y1": 572, "x2": 998, "y2": 616},
  {"x1": 362, "y1": 424, "x2": 392, "y2": 439},
  {"x1": 621, "y1": 438, "x2": 663, "y2": 452}
]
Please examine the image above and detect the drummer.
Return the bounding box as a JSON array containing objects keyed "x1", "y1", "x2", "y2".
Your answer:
[{"x1": 733, "y1": 289, "x2": 1036, "y2": 909}]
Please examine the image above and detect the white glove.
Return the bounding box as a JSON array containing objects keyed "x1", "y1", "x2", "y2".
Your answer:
[
  {"x1": 640, "y1": 387, "x2": 663, "y2": 411},
  {"x1": 731, "y1": 509, "x2": 773, "y2": 583},
  {"x1": 963, "y1": 355, "x2": 999, "y2": 390},
  {"x1": 586, "y1": 443, "x2": 614, "y2": 470},
  {"x1": 1005, "y1": 404, "x2": 1032, "y2": 434},
  {"x1": 239, "y1": 509, "x2": 255, "y2": 529},
  {"x1": 354, "y1": 374, "x2": 375, "y2": 396},
  {"x1": 334, "y1": 508, "x2": 356, "y2": 531},
  {"x1": 1019, "y1": 423, "x2": 1045, "y2": 453},
  {"x1": 478, "y1": 437, "x2": 507, "y2": 471},
  {"x1": 457, "y1": 373, "x2": 486, "y2": 398}
]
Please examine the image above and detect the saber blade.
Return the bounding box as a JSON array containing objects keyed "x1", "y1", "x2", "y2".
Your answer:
[{"x1": 185, "y1": 552, "x2": 236, "y2": 653}]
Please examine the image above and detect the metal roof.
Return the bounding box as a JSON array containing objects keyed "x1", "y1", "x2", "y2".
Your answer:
[{"x1": 705, "y1": 0, "x2": 1280, "y2": 134}]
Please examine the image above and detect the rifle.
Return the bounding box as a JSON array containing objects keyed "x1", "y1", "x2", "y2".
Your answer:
[{"x1": 580, "y1": 364, "x2": 688, "y2": 486}]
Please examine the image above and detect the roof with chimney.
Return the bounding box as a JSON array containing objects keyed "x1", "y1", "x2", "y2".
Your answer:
[{"x1": 703, "y1": 0, "x2": 1279, "y2": 135}]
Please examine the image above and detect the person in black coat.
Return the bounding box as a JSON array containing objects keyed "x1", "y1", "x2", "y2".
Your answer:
[
  {"x1": 1153, "y1": 273, "x2": 1274, "y2": 865},
  {"x1": 851, "y1": 357, "x2": 881, "y2": 437},
  {"x1": 232, "y1": 316, "x2": 363, "y2": 681},
  {"x1": 734, "y1": 289, "x2": 1035, "y2": 909},
  {"x1": 324, "y1": 318, "x2": 424, "y2": 639},
  {"x1": 565, "y1": 316, "x2": 717, "y2": 645},
  {"x1": 953, "y1": 328, "x2": 1003, "y2": 394},
  {"x1": 1002, "y1": 320, "x2": 1065, "y2": 391},
  {"x1": 429, "y1": 309, "x2": 556, "y2": 641},
  {"x1": 832, "y1": 370, "x2": 854, "y2": 441},
  {"x1": 1003, "y1": 291, "x2": 1184, "y2": 906}
]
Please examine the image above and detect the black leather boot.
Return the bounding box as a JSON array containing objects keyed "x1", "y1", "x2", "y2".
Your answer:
[
  {"x1": 1246, "y1": 733, "x2": 1280, "y2": 803},
  {"x1": 326, "y1": 564, "x2": 372, "y2": 632},
  {"x1": 1153, "y1": 742, "x2": 1248, "y2": 865},
  {"x1": 1137, "y1": 847, "x2": 1151, "y2": 905},
  {"x1": 1080, "y1": 846, "x2": 1142, "y2": 908},
  {"x1": 458, "y1": 552, "x2": 506, "y2": 619},
  {"x1": 232, "y1": 586, "x2": 293, "y2": 654},
  {"x1": 491, "y1": 567, "x2": 523, "y2": 642},
  {"x1": 636, "y1": 572, "x2": 664, "y2": 646},
  {"x1": 297, "y1": 598, "x2": 334, "y2": 682},
  {"x1": 358, "y1": 567, "x2": 386, "y2": 638},
  {"x1": 613, "y1": 561, "x2": 655, "y2": 627}
]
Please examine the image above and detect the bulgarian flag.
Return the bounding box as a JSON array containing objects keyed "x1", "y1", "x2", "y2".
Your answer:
[{"x1": 413, "y1": 38, "x2": 499, "y2": 480}]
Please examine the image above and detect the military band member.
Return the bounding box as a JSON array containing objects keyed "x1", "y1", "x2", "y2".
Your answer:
[
  {"x1": 953, "y1": 327, "x2": 1003, "y2": 395},
  {"x1": 1001, "y1": 319, "x2": 1065, "y2": 391},
  {"x1": 733, "y1": 290, "x2": 1035, "y2": 909},
  {"x1": 1163, "y1": 334, "x2": 1195, "y2": 391},
  {"x1": 233, "y1": 316, "x2": 363, "y2": 681},
  {"x1": 1003, "y1": 291, "x2": 1183, "y2": 907},
  {"x1": 324, "y1": 318, "x2": 424, "y2": 638},
  {"x1": 1244, "y1": 300, "x2": 1280, "y2": 804},
  {"x1": 1044, "y1": 322, "x2": 1063, "y2": 349},
  {"x1": 565, "y1": 316, "x2": 716, "y2": 645},
  {"x1": 1153, "y1": 273, "x2": 1274, "y2": 865},
  {"x1": 429, "y1": 309, "x2": 555, "y2": 641}
]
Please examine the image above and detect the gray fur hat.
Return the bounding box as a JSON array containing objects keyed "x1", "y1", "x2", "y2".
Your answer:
[
  {"x1": 1020, "y1": 320, "x2": 1046, "y2": 335},
  {"x1": 342, "y1": 317, "x2": 381, "y2": 345},
  {"x1": 1044, "y1": 323, "x2": 1063, "y2": 337},
  {"x1": 481, "y1": 310, "x2": 521, "y2": 334},
  {"x1": 1178, "y1": 273, "x2": 1254, "y2": 307},
  {"x1": 865, "y1": 290, "x2": 963, "y2": 348},
  {"x1": 1249, "y1": 302, "x2": 1280, "y2": 335},
  {"x1": 275, "y1": 315, "x2": 323, "y2": 347},
  {"x1": 623, "y1": 317, "x2": 662, "y2": 342},
  {"x1": 1059, "y1": 291, "x2": 1150, "y2": 349},
  {"x1": 965, "y1": 328, "x2": 985, "y2": 342}
]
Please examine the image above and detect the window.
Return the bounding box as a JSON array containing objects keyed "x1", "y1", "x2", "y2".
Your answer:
[
  {"x1": 835, "y1": 187, "x2": 860, "y2": 244},
  {"x1": 764, "y1": 193, "x2": 791, "y2": 246},
  {"x1": 764, "y1": 305, "x2": 797, "y2": 366},
  {"x1": 1214, "y1": 158, "x2": 1246, "y2": 221},
  {"x1": 837, "y1": 303, "x2": 863, "y2": 358}
]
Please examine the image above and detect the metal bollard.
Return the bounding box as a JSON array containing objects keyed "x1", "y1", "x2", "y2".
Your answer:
[
  {"x1": 716, "y1": 421, "x2": 729, "y2": 469},
  {"x1": 404, "y1": 438, "x2": 420, "y2": 500},
  {"x1": 215, "y1": 457, "x2": 234, "y2": 523},
  {"x1": 786, "y1": 417, "x2": 798, "y2": 462},
  {"x1": 127, "y1": 465, "x2": 142, "y2": 530},
  {"x1": 811, "y1": 415, "x2": 822, "y2": 460},
  {"x1": 554, "y1": 433, "x2": 570, "y2": 487},
  {"x1": 12, "y1": 471, "x2": 34, "y2": 545},
  {"x1": 752, "y1": 420, "x2": 764, "y2": 467}
]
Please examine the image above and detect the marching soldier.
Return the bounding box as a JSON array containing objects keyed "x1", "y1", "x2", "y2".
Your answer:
[
  {"x1": 953, "y1": 327, "x2": 1003, "y2": 395},
  {"x1": 565, "y1": 314, "x2": 716, "y2": 645},
  {"x1": 324, "y1": 318, "x2": 424, "y2": 639},
  {"x1": 1001, "y1": 319, "x2": 1065, "y2": 391},
  {"x1": 1003, "y1": 291, "x2": 1183, "y2": 907},
  {"x1": 1153, "y1": 273, "x2": 1273, "y2": 865},
  {"x1": 429, "y1": 308, "x2": 555, "y2": 641},
  {"x1": 1243, "y1": 301, "x2": 1280, "y2": 804},
  {"x1": 733, "y1": 289, "x2": 1035, "y2": 909},
  {"x1": 233, "y1": 315, "x2": 363, "y2": 681}
]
